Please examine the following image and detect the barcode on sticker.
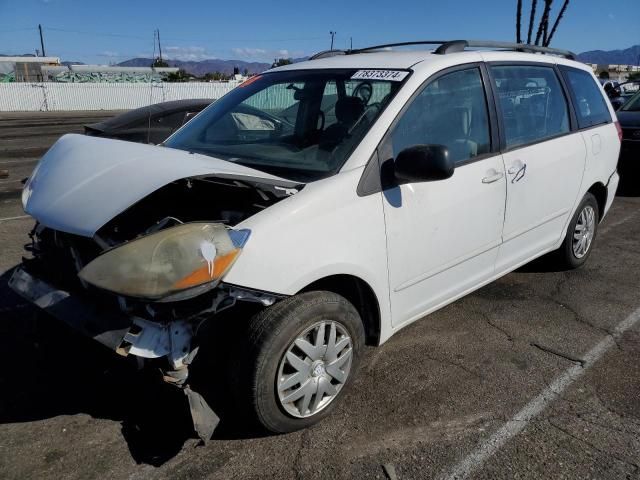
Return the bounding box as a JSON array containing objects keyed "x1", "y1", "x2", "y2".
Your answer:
[{"x1": 351, "y1": 70, "x2": 409, "y2": 81}]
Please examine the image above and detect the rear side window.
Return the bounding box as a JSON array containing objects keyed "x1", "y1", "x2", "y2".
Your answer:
[
  {"x1": 390, "y1": 67, "x2": 491, "y2": 165},
  {"x1": 561, "y1": 67, "x2": 611, "y2": 129},
  {"x1": 490, "y1": 65, "x2": 569, "y2": 149}
]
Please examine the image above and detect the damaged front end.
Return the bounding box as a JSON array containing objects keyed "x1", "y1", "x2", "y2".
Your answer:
[{"x1": 12, "y1": 141, "x2": 301, "y2": 440}]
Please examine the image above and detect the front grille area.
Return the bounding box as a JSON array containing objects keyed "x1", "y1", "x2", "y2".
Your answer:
[{"x1": 28, "y1": 226, "x2": 104, "y2": 292}]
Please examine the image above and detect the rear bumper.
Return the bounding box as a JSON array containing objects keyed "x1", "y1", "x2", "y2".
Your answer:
[{"x1": 9, "y1": 267, "x2": 133, "y2": 352}]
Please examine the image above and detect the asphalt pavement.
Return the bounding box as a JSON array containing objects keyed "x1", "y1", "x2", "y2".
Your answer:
[{"x1": 0, "y1": 112, "x2": 638, "y2": 480}]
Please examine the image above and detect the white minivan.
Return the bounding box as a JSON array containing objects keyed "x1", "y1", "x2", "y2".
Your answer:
[{"x1": 11, "y1": 40, "x2": 621, "y2": 440}]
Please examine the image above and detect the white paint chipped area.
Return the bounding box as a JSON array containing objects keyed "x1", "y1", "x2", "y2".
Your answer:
[{"x1": 440, "y1": 307, "x2": 640, "y2": 480}]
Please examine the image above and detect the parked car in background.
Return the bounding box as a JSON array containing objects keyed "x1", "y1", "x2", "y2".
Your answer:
[
  {"x1": 13, "y1": 40, "x2": 620, "y2": 441},
  {"x1": 603, "y1": 80, "x2": 640, "y2": 111},
  {"x1": 617, "y1": 89, "x2": 640, "y2": 178},
  {"x1": 600, "y1": 79, "x2": 620, "y2": 90},
  {"x1": 84, "y1": 99, "x2": 213, "y2": 144}
]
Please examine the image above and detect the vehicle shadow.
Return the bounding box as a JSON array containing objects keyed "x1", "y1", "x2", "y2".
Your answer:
[
  {"x1": 515, "y1": 253, "x2": 568, "y2": 273},
  {"x1": 0, "y1": 267, "x2": 235, "y2": 467}
]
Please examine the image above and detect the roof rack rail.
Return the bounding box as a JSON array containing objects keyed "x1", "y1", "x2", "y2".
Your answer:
[
  {"x1": 310, "y1": 39, "x2": 576, "y2": 60},
  {"x1": 351, "y1": 40, "x2": 450, "y2": 54},
  {"x1": 309, "y1": 50, "x2": 347, "y2": 60},
  {"x1": 441, "y1": 40, "x2": 577, "y2": 59}
]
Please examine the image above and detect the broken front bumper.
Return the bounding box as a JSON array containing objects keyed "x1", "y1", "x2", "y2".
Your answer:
[
  {"x1": 9, "y1": 266, "x2": 220, "y2": 440},
  {"x1": 9, "y1": 267, "x2": 132, "y2": 352}
]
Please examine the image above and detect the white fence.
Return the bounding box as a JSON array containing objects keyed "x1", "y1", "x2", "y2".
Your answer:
[{"x1": 0, "y1": 81, "x2": 241, "y2": 112}]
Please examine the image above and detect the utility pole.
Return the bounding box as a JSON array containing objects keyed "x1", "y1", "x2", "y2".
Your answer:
[
  {"x1": 38, "y1": 24, "x2": 46, "y2": 57},
  {"x1": 350, "y1": 37, "x2": 353, "y2": 50},
  {"x1": 329, "y1": 31, "x2": 336, "y2": 50},
  {"x1": 157, "y1": 28, "x2": 163, "y2": 62}
]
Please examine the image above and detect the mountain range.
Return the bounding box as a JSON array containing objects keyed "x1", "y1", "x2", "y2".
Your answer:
[
  {"x1": 4, "y1": 44, "x2": 639, "y2": 75},
  {"x1": 576, "y1": 44, "x2": 640, "y2": 65},
  {"x1": 117, "y1": 44, "x2": 639, "y2": 76},
  {"x1": 117, "y1": 57, "x2": 273, "y2": 75}
]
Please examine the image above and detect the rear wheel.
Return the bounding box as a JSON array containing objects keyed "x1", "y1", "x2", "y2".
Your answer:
[
  {"x1": 244, "y1": 291, "x2": 364, "y2": 433},
  {"x1": 555, "y1": 192, "x2": 599, "y2": 269}
]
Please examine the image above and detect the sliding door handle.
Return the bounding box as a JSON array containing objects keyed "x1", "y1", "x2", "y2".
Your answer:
[{"x1": 508, "y1": 163, "x2": 527, "y2": 182}]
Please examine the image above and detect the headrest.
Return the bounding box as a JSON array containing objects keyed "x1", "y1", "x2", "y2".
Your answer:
[{"x1": 335, "y1": 96, "x2": 365, "y2": 125}]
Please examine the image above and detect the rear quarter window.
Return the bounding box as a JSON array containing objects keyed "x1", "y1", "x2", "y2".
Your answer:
[
  {"x1": 490, "y1": 65, "x2": 569, "y2": 149},
  {"x1": 561, "y1": 67, "x2": 611, "y2": 129}
]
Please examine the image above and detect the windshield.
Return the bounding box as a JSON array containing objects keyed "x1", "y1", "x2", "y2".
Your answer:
[
  {"x1": 622, "y1": 90, "x2": 640, "y2": 112},
  {"x1": 164, "y1": 69, "x2": 407, "y2": 182}
]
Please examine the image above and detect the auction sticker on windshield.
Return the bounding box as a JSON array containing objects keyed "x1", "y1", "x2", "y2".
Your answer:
[{"x1": 351, "y1": 70, "x2": 409, "y2": 81}]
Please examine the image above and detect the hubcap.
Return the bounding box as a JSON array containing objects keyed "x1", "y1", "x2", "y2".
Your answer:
[
  {"x1": 572, "y1": 205, "x2": 596, "y2": 259},
  {"x1": 276, "y1": 320, "x2": 353, "y2": 418}
]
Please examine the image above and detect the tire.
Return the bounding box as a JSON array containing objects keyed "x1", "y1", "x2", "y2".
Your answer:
[
  {"x1": 555, "y1": 192, "x2": 599, "y2": 269},
  {"x1": 243, "y1": 291, "x2": 365, "y2": 433}
]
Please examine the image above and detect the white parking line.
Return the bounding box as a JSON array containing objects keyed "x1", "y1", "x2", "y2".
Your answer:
[
  {"x1": 599, "y1": 210, "x2": 639, "y2": 236},
  {"x1": 440, "y1": 307, "x2": 640, "y2": 480},
  {"x1": 0, "y1": 159, "x2": 38, "y2": 165},
  {"x1": 0, "y1": 215, "x2": 29, "y2": 223}
]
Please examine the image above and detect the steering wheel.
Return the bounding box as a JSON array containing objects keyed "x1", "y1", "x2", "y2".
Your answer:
[
  {"x1": 364, "y1": 102, "x2": 382, "y2": 117},
  {"x1": 353, "y1": 82, "x2": 373, "y2": 105}
]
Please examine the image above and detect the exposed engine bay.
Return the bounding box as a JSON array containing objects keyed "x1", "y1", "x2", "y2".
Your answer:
[
  {"x1": 12, "y1": 174, "x2": 300, "y2": 441},
  {"x1": 97, "y1": 176, "x2": 297, "y2": 246}
]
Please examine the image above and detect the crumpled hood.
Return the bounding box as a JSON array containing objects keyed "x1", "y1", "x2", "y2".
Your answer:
[{"x1": 23, "y1": 134, "x2": 293, "y2": 237}]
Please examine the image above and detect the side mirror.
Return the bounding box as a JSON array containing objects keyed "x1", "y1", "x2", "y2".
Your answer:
[{"x1": 394, "y1": 144, "x2": 454, "y2": 183}]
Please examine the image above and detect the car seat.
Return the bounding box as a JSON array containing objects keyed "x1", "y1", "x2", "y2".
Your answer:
[{"x1": 320, "y1": 96, "x2": 365, "y2": 149}]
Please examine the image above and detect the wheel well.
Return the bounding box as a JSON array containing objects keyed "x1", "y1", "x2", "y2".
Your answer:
[
  {"x1": 587, "y1": 182, "x2": 607, "y2": 222},
  {"x1": 300, "y1": 275, "x2": 380, "y2": 345}
]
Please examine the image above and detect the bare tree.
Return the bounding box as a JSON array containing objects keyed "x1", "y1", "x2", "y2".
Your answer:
[
  {"x1": 516, "y1": 0, "x2": 523, "y2": 43},
  {"x1": 545, "y1": 0, "x2": 570, "y2": 46}
]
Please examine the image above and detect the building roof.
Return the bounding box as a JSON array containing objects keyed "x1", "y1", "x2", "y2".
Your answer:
[{"x1": 0, "y1": 56, "x2": 60, "y2": 64}]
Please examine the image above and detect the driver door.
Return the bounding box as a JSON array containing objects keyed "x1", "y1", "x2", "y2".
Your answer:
[{"x1": 381, "y1": 65, "x2": 506, "y2": 327}]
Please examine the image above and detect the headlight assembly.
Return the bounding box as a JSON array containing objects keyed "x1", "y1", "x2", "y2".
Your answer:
[{"x1": 79, "y1": 223, "x2": 250, "y2": 300}]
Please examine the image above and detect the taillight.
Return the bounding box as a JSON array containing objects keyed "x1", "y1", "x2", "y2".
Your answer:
[{"x1": 615, "y1": 121, "x2": 623, "y2": 142}]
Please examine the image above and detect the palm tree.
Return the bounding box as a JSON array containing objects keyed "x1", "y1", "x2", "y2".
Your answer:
[
  {"x1": 518, "y1": 0, "x2": 571, "y2": 47},
  {"x1": 526, "y1": 0, "x2": 538, "y2": 44},
  {"x1": 545, "y1": 0, "x2": 570, "y2": 46},
  {"x1": 535, "y1": 0, "x2": 553, "y2": 46},
  {"x1": 516, "y1": 0, "x2": 523, "y2": 43}
]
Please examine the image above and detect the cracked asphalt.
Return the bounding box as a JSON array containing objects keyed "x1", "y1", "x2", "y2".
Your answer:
[{"x1": 0, "y1": 112, "x2": 639, "y2": 479}]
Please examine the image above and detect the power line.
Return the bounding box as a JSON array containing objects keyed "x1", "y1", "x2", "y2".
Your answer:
[
  {"x1": 45, "y1": 26, "x2": 148, "y2": 40},
  {"x1": 42, "y1": 26, "x2": 325, "y2": 44},
  {"x1": 0, "y1": 27, "x2": 37, "y2": 34}
]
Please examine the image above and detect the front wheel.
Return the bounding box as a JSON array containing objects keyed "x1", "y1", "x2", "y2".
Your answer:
[
  {"x1": 244, "y1": 291, "x2": 364, "y2": 433},
  {"x1": 555, "y1": 192, "x2": 599, "y2": 269}
]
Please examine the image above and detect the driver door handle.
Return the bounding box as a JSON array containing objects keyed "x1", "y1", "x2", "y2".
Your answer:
[{"x1": 482, "y1": 171, "x2": 504, "y2": 184}]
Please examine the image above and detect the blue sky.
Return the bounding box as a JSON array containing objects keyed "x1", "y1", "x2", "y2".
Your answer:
[{"x1": 0, "y1": 0, "x2": 638, "y2": 64}]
